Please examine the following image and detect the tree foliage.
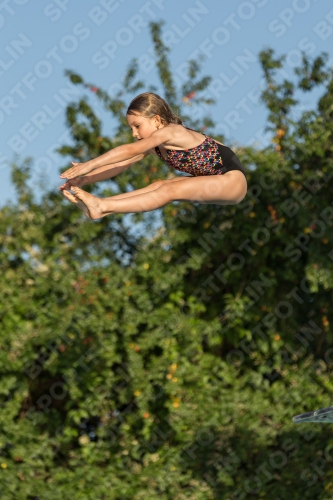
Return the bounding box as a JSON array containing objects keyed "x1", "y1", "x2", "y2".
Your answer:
[{"x1": 1, "y1": 22, "x2": 333, "y2": 499}]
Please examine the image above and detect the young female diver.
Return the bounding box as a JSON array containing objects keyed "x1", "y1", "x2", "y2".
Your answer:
[{"x1": 59, "y1": 92, "x2": 247, "y2": 219}]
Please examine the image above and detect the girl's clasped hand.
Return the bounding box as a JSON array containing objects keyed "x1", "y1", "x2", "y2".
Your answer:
[{"x1": 59, "y1": 163, "x2": 87, "y2": 192}]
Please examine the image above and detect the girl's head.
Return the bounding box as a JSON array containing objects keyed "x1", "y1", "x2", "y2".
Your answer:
[{"x1": 126, "y1": 92, "x2": 182, "y2": 140}]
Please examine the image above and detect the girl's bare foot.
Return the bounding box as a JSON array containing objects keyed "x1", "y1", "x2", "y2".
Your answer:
[
  {"x1": 62, "y1": 189, "x2": 94, "y2": 219},
  {"x1": 70, "y1": 186, "x2": 104, "y2": 220},
  {"x1": 63, "y1": 186, "x2": 102, "y2": 219}
]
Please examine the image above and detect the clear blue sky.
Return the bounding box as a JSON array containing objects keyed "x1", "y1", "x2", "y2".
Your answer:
[{"x1": 1, "y1": 0, "x2": 332, "y2": 207}]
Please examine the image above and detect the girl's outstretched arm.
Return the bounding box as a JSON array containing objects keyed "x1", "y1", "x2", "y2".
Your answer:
[
  {"x1": 59, "y1": 152, "x2": 152, "y2": 191},
  {"x1": 81, "y1": 154, "x2": 144, "y2": 183},
  {"x1": 60, "y1": 127, "x2": 172, "y2": 180}
]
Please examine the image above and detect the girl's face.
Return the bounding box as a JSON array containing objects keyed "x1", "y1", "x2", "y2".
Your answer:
[{"x1": 126, "y1": 113, "x2": 163, "y2": 141}]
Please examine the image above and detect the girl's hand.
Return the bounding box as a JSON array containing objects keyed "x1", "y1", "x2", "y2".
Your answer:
[
  {"x1": 58, "y1": 175, "x2": 86, "y2": 191},
  {"x1": 60, "y1": 161, "x2": 93, "y2": 180}
]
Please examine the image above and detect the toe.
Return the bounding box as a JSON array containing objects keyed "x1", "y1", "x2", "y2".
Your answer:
[
  {"x1": 63, "y1": 190, "x2": 78, "y2": 203},
  {"x1": 72, "y1": 187, "x2": 82, "y2": 198}
]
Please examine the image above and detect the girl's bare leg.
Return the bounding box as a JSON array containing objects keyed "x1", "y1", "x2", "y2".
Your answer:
[
  {"x1": 63, "y1": 172, "x2": 247, "y2": 219},
  {"x1": 62, "y1": 177, "x2": 187, "y2": 218}
]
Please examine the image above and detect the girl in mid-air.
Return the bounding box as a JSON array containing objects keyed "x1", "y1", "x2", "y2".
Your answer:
[{"x1": 59, "y1": 92, "x2": 247, "y2": 219}]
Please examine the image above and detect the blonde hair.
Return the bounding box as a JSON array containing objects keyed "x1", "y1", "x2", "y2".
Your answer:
[{"x1": 126, "y1": 92, "x2": 182, "y2": 125}]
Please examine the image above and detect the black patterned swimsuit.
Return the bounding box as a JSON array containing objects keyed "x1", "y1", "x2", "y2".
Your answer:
[{"x1": 154, "y1": 128, "x2": 246, "y2": 179}]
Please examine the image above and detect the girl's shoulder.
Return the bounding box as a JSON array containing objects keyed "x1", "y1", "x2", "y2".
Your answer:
[
  {"x1": 162, "y1": 124, "x2": 206, "y2": 150},
  {"x1": 166, "y1": 123, "x2": 202, "y2": 138}
]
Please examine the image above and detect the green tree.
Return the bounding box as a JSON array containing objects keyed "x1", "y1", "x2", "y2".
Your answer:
[{"x1": 1, "y1": 21, "x2": 333, "y2": 500}]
